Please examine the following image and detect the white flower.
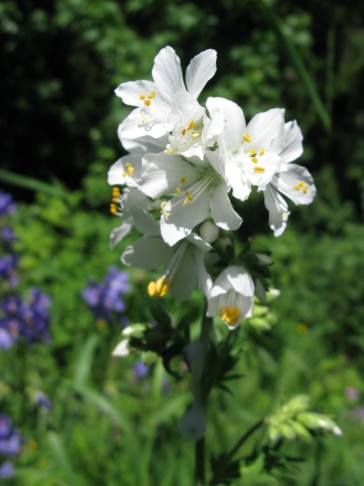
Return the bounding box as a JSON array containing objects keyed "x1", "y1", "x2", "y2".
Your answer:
[
  {"x1": 137, "y1": 151, "x2": 242, "y2": 246},
  {"x1": 121, "y1": 215, "x2": 212, "y2": 300},
  {"x1": 263, "y1": 121, "x2": 316, "y2": 236},
  {"x1": 207, "y1": 266, "x2": 255, "y2": 329},
  {"x1": 108, "y1": 187, "x2": 151, "y2": 248},
  {"x1": 206, "y1": 97, "x2": 285, "y2": 200},
  {"x1": 115, "y1": 46, "x2": 217, "y2": 143}
]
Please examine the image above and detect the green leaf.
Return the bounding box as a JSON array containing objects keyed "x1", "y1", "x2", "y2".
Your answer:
[{"x1": 0, "y1": 168, "x2": 68, "y2": 198}]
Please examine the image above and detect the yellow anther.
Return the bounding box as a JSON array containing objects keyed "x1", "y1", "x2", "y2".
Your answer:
[
  {"x1": 123, "y1": 162, "x2": 135, "y2": 177},
  {"x1": 112, "y1": 197, "x2": 119, "y2": 203},
  {"x1": 175, "y1": 187, "x2": 181, "y2": 194},
  {"x1": 180, "y1": 176, "x2": 187, "y2": 184},
  {"x1": 148, "y1": 91, "x2": 156, "y2": 99},
  {"x1": 125, "y1": 163, "x2": 134, "y2": 174},
  {"x1": 249, "y1": 148, "x2": 256, "y2": 157},
  {"x1": 183, "y1": 191, "x2": 193, "y2": 205},
  {"x1": 191, "y1": 132, "x2": 200, "y2": 139},
  {"x1": 109, "y1": 204, "x2": 117, "y2": 215},
  {"x1": 145, "y1": 99, "x2": 151, "y2": 106},
  {"x1": 219, "y1": 306, "x2": 240, "y2": 326},
  {"x1": 139, "y1": 93, "x2": 146, "y2": 100},
  {"x1": 187, "y1": 120, "x2": 196, "y2": 131},
  {"x1": 181, "y1": 128, "x2": 187, "y2": 136},
  {"x1": 254, "y1": 166, "x2": 265, "y2": 174},
  {"x1": 242, "y1": 134, "x2": 251, "y2": 143},
  {"x1": 293, "y1": 181, "x2": 308, "y2": 194},
  {"x1": 148, "y1": 277, "x2": 170, "y2": 297},
  {"x1": 112, "y1": 187, "x2": 120, "y2": 197},
  {"x1": 251, "y1": 157, "x2": 258, "y2": 164},
  {"x1": 259, "y1": 148, "x2": 265, "y2": 156}
]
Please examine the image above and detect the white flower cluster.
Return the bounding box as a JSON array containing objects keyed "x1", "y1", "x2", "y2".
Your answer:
[{"x1": 108, "y1": 47, "x2": 316, "y2": 329}]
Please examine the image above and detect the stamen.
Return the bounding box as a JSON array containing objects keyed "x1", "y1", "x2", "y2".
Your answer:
[
  {"x1": 242, "y1": 134, "x2": 251, "y2": 143},
  {"x1": 112, "y1": 187, "x2": 120, "y2": 197},
  {"x1": 123, "y1": 162, "x2": 135, "y2": 177},
  {"x1": 139, "y1": 90, "x2": 156, "y2": 107},
  {"x1": 251, "y1": 157, "x2": 258, "y2": 164},
  {"x1": 148, "y1": 277, "x2": 170, "y2": 297},
  {"x1": 249, "y1": 148, "x2": 256, "y2": 157},
  {"x1": 259, "y1": 148, "x2": 265, "y2": 156},
  {"x1": 109, "y1": 203, "x2": 117, "y2": 215},
  {"x1": 191, "y1": 132, "x2": 200, "y2": 139},
  {"x1": 219, "y1": 306, "x2": 240, "y2": 326},
  {"x1": 180, "y1": 177, "x2": 187, "y2": 184},
  {"x1": 293, "y1": 181, "x2": 308, "y2": 194},
  {"x1": 183, "y1": 191, "x2": 193, "y2": 205},
  {"x1": 254, "y1": 167, "x2": 265, "y2": 174},
  {"x1": 160, "y1": 201, "x2": 171, "y2": 218}
]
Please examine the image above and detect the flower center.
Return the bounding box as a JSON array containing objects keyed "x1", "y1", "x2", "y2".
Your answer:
[
  {"x1": 293, "y1": 181, "x2": 308, "y2": 194},
  {"x1": 219, "y1": 306, "x2": 240, "y2": 326},
  {"x1": 147, "y1": 276, "x2": 170, "y2": 298},
  {"x1": 139, "y1": 90, "x2": 156, "y2": 107}
]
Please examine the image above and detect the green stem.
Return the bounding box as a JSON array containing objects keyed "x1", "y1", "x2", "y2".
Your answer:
[
  {"x1": 195, "y1": 437, "x2": 205, "y2": 486},
  {"x1": 194, "y1": 301, "x2": 212, "y2": 485}
]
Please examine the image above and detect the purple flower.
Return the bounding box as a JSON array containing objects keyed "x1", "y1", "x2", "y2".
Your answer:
[
  {"x1": 0, "y1": 193, "x2": 16, "y2": 219},
  {"x1": 0, "y1": 415, "x2": 21, "y2": 457},
  {"x1": 133, "y1": 361, "x2": 149, "y2": 380},
  {"x1": 0, "y1": 329, "x2": 12, "y2": 350},
  {"x1": 82, "y1": 266, "x2": 130, "y2": 323},
  {"x1": 0, "y1": 461, "x2": 14, "y2": 479},
  {"x1": 0, "y1": 254, "x2": 18, "y2": 287},
  {"x1": 0, "y1": 290, "x2": 51, "y2": 344},
  {"x1": 354, "y1": 407, "x2": 364, "y2": 423},
  {"x1": 35, "y1": 391, "x2": 52, "y2": 411},
  {"x1": 345, "y1": 387, "x2": 360, "y2": 401}
]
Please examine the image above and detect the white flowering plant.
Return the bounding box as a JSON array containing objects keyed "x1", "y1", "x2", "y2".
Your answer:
[{"x1": 108, "y1": 47, "x2": 339, "y2": 484}]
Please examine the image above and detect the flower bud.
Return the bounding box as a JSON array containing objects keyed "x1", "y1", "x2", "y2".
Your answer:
[
  {"x1": 179, "y1": 403, "x2": 206, "y2": 440},
  {"x1": 199, "y1": 221, "x2": 219, "y2": 243}
]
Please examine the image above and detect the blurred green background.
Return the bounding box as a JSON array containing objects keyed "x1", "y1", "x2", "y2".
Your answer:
[{"x1": 1, "y1": 0, "x2": 364, "y2": 484}]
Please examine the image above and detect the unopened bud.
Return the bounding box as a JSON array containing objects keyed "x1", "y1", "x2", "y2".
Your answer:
[{"x1": 199, "y1": 221, "x2": 219, "y2": 243}]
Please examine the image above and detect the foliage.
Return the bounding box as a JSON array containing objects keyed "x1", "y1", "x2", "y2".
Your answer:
[{"x1": 1, "y1": 0, "x2": 364, "y2": 484}]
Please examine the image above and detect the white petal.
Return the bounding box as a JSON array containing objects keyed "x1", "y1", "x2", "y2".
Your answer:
[
  {"x1": 119, "y1": 134, "x2": 169, "y2": 154},
  {"x1": 206, "y1": 97, "x2": 246, "y2": 152},
  {"x1": 209, "y1": 183, "x2": 242, "y2": 230},
  {"x1": 138, "y1": 153, "x2": 198, "y2": 198},
  {"x1": 118, "y1": 109, "x2": 171, "y2": 140},
  {"x1": 185, "y1": 49, "x2": 217, "y2": 98},
  {"x1": 115, "y1": 80, "x2": 156, "y2": 106},
  {"x1": 108, "y1": 154, "x2": 142, "y2": 187},
  {"x1": 132, "y1": 210, "x2": 159, "y2": 236},
  {"x1": 281, "y1": 121, "x2": 304, "y2": 163},
  {"x1": 112, "y1": 339, "x2": 129, "y2": 357},
  {"x1": 225, "y1": 266, "x2": 255, "y2": 297},
  {"x1": 273, "y1": 164, "x2": 316, "y2": 205},
  {"x1": 160, "y1": 193, "x2": 210, "y2": 246},
  {"x1": 122, "y1": 236, "x2": 172, "y2": 269},
  {"x1": 247, "y1": 108, "x2": 285, "y2": 150},
  {"x1": 169, "y1": 249, "x2": 197, "y2": 300},
  {"x1": 152, "y1": 46, "x2": 185, "y2": 98},
  {"x1": 263, "y1": 185, "x2": 289, "y2": 237},
  {"x1": 109, "y1": 219, "x2": 133, "y2": 249}
]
